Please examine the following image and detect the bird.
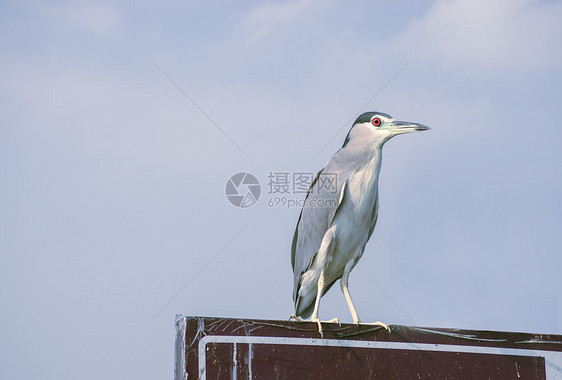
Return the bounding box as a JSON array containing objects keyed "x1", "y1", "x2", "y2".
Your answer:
[{"x1": 290, "y1": 111, "x2": 429, "y2": 336}]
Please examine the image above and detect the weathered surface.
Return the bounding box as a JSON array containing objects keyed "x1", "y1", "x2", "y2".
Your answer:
[{"x1": 175, "y1": 316, "x2": 562, "y2": 379}]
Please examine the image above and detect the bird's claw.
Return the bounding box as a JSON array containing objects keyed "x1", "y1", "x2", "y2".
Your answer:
[
  {"x1": 289, "y1": 314, "x2": 304, "y2": 322},
  {"x1": 310, "y1": 317, "x2": 340, "y2": 337},
  {"x1": 311, "y1": 317, "x2": 323, "y2": 337},
  {"x1": 326, "y1": 317, "x2": 341, "y2": 327},
  {"x1": 356, "y1": 320, "x2": 391, "y2": 332}
]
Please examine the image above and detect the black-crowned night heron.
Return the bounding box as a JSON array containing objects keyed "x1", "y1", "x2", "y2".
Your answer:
[{"x1": 291, "y1": 111, "x2": 429, "y2": 335}]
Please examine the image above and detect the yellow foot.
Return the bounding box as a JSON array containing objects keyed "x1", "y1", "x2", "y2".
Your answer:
[
  {"x1": 310, "y1": 317, "x2": 340, "y2": 337},
  {"x1": 289, "y1": 314, "x2": 304, "y2": 322},
  {"x1": 357, "y1": 320, "x2": 391, "y2": 332}
]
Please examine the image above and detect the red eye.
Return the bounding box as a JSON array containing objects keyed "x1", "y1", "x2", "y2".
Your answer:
[{"x1": 372, "y1": 118, "x2": 382, "y2": 127}]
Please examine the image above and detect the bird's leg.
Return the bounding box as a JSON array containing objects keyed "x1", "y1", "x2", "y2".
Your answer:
[
  {"x1": 306, "y1": 227, "x2": 340, "y2": 336},
  {"x1": 340, "y1": 271, "x2": 361, "y2": 324},
  {"x1": 309, "y1": 270, "x2": 340, "y2": 337},
  {"x1": 340, "y1": 268, "x2": 391, "y2": 332},
  {"x1": 310, "y1": 269, "x2": 326, "y2": 336}
]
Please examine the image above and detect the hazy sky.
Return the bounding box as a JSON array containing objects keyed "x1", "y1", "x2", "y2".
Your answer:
[{"x1": 2, "y1": 0, "x2": 562, "y2": 378}]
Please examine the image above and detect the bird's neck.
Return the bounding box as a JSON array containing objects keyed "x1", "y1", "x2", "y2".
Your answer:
[
  {"x1": 345, "y1": 145, "x2": 383, "y2": 196},
  {"x1": 369, "y1": 148, "x2": 383, "y2": 176},
  {"x1": 355, "y1": 144, "x2": 383, "y2": 174},
  {"x1": 334, "y1": 138, "x2": 385, "y2": 185},
  {"x1": 362, "y1": 147, "x2": 383, "y2": 186}
]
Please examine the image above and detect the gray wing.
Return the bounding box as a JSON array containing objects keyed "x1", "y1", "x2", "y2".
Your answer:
[{"x1": 291, "y1": 151, "x2": 354, "y2": 302}]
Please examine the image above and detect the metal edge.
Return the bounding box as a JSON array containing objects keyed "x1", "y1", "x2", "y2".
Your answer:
[{"x1": 174, "y1": 314, "x2": 187, "y2": 380}]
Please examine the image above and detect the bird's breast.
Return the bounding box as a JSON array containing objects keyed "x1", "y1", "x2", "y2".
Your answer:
[{"x1": 346, "y1": 160, "x2": 380, "y2": 223}]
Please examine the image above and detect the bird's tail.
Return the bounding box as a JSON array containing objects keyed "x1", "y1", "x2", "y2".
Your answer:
[
  {"x1": 294, "y1": 278, "x2": 339, "y2": 319},
  {"x1": 295, "y1": 294, "x2": 315, "y2": 320}
]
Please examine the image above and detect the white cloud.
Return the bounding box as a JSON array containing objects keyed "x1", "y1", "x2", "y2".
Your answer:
[
  {"x1": 392, "y1": 0, "x2": 562, "y2": 71},
  {"x1": 236, "y1": 0, "x2": 335, "y2": 45},
  {"x1": 42, "y1": 1, "x2": 122, "y2": 35}
]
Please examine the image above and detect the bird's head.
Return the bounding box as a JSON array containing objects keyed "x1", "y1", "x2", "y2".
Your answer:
[{"x1": 343, "y1": 111, "x2": 430, "y2": 148}]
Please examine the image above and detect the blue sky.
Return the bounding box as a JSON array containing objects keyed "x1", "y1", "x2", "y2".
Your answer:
[{"x1": 1, "y1": 0, "x2": 562, "y2": 378}]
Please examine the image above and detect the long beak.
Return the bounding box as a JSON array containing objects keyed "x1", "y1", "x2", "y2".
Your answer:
[{"x1": 385, "y1": 120, "x2": 431, "y2": 134}]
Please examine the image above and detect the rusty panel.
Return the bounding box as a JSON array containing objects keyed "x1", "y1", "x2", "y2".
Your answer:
[
  {"x1": 175, "y1": 316, "x2": 562, "y2": 380},
  {"x1": 206, "y1": 343, "x2": 545, "y2": 379}
]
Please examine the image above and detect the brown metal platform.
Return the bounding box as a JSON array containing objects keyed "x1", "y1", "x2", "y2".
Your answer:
[{"x1": 175, "y1": 315, "x2": 562, "y2": 379}]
